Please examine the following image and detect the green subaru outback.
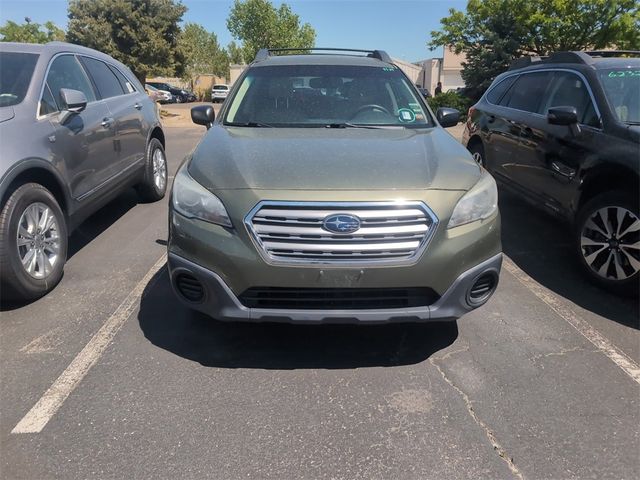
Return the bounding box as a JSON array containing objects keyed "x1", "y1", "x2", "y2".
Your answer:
[{"x1": 167, "y1": 48, "x2": 502, "y2": 323}]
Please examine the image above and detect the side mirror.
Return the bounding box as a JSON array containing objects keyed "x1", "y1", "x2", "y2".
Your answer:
[
  {"x1": 191, "y1": 105, "x2": 215, "y2": 129},
  {"x1": 436, "y1": 107, "x2": 460, "y2": 128},
  {"x1": 547, "y1": 106, "x2": 580, "y2": 135},
  {"x1": 58, "y1": 88, "x2": 87, "y2": 123}
]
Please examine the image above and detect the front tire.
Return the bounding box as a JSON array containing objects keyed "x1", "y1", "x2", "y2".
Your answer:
[
  {"x1": 137, "y1": 138, "x2": 168, "y2": 202},
  {"x1": 0, "y1": 183, "x2": 67, "y2": 301},
  {"x1": 575, "y1": 192, "x2": 639, "y2": 296},
  {"x1": 467, "y1": 141, "x2": 486, "y2": 168}
]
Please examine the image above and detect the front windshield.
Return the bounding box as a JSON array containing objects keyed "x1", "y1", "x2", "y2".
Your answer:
[
  {"x1": 225, "y1": 64, "x2": 433, "y2": 127},
  {"x1": 0, "y1": 52, "x2": 39, "y2": 108},
  {"x1": 598, "y1": 68, "x2": 640, "y2": 124}
]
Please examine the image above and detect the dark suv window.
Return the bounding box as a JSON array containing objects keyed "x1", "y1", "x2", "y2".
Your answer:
[
  {"x1": 486, "y1": 75, "x2": 517, "y2": 104},
  {"x1": 39, "y1": 83, "x2": 58, "y2": 115},
  {"x1": 80, "y1": 56, "x2": 125, "y2": 99},
  {"x1": 500, "y1": 71, "x2": 553, "y2": 113},
  {"x1": 108, "y1": 65, "x2": 136, "y2": 94},
  {"x1": 46, "y1": 55, "x2": 96, "y2": 108},
  {"x1": 542, "y1": 71, "x2": 600, "y2": 126}
]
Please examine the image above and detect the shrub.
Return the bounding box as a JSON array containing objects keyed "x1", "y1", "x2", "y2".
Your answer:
[{"x1": 427, "y1": 91, "x2": 473, "y2": 121}]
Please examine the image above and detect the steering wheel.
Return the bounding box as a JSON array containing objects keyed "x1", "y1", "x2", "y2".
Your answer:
[{"x1": 350, "y1": 104, "x2": 392, "y2": 119}]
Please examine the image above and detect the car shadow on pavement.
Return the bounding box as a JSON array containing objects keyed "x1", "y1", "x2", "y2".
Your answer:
[
  {"x1": 138, "y1": 268, "x2": 459, "y2": 369},
  {"x1": 67, "y1": 188, "x2": 139, "y2": 259},
  {"x1": 499, "y1": 188, "x2": 639, "y2": 330}
]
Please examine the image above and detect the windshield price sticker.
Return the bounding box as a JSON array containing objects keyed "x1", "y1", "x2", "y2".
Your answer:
[
  {"x1": 608, "y1": 70, "x2": 640, "y2": 78},
  {"x1": 398, "y1": 108, "x2": 416, "y2": 122}
]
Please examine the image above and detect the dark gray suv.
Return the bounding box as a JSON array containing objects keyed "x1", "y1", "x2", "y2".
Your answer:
[{"x1": 0, "y1": 42, "x2": 167, "y2": 301}]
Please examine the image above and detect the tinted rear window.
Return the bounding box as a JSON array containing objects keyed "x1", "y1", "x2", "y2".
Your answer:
[
  {"x1": 486, "y1": 75, "x2": 517, "y2": 104},
  {"x1": 213, "y1": 85, "x2": 229, "y2": 90},
  {"x1": 501, "y1": 72, "x2": 553, "y2": 113},
  {"x1": 0, "y1": 52, "x2": 39, "y2": 107},
  {"x1": 80, "y1": 56, "x2": 125, "y2": 99}
]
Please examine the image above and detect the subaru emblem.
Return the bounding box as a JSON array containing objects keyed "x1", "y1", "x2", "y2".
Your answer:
[{"x1": 323, "y1": 214, "x2": 361, "y2": 234}]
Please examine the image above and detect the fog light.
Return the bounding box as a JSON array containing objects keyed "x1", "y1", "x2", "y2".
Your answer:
[
  {"x1": 175, "y1": 273, "x2": 205, "y2": 302},
  {"x1": 467, "y1": 272, "x2": 498, "y2": 305}
]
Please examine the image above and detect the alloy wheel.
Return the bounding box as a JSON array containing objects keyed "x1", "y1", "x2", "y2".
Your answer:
[
  {"x1": 152, "y1": 148, "x2": 167, "y2": 191},
  {"x1": 16, "y1": 202, "x2": 61, "y2": 279},
  {"x1": 471, "y1": 151, "x2": 483, "y2": 167},
  {"x1": 580, "y1": 206, "x2": 640, "y2": 281}
]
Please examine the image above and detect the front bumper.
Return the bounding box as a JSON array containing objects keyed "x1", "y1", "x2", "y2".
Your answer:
[{"x1": 167, "y1": 252, "x2": 502, "y2": 324}]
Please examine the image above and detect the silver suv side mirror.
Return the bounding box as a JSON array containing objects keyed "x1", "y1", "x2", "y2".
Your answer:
[{"x1": 58, "y1": 88, "x2": 87, "y2": 124}]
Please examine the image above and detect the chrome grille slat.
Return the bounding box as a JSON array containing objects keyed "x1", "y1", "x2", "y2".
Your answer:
[{"x1": 245, "y1": 201, "x2": 438, "y2": 265}]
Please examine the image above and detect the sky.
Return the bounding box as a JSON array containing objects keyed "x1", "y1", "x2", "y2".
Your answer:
[{"x1": 0, "y1": 0, "x2": 466, "y2": 62}]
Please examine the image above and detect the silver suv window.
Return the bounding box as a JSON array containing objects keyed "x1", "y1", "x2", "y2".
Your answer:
[
  {"x1": 44, "y1": 55, "x2": 96, "y2": 113},
  {"x1": 79, "y1": 56, "x2": 125, "y2": 99},
  {"x1": 0, "y1": 52, "x2": 39, "y2": 107}
]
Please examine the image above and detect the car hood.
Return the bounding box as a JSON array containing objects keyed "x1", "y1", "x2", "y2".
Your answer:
[
  {"x1": 0, "y1": 106, "x2": 15, "y2": 124},
  {"x1": 188, "y1": 125, "x2": 481, "y2": 192}
]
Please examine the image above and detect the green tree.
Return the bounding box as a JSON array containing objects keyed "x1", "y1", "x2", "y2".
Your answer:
[
  {"x1": 227, "y1": 40, "x2": 245, "y2": 64},
  {"x1": 0, "y1": 19, "x2": 65, "y2": 43},
  {"x1": 227, "y1": 0, "x2": 315, "y2": 62},
  {"x1": 178, "y1": 23, "x2": 229, "y2": 84},
  {"x1": 429, "y1": 0, "x2": 640, "y2": 98},
  {"x1": 66, "y1": 0, "x2": 187, "y2": 84}
]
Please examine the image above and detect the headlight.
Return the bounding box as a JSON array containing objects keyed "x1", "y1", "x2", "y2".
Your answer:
[
  {"x1": 447, "y1": 169, "x2": 498, "y2": 228},
  {"x1": 172, "y1": 166, "x2": 232, "y2": 227}
]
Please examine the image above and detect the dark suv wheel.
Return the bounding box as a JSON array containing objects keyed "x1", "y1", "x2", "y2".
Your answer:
[
  {"x1": 575, "y1": 192, "x2": 639, "y2": 295},
  {"x1": 467, "y1": 141, "x2": 485, "y2": 167},
  {"x1": 0, "y1": 183, "x2": 68, "y2": 301}
]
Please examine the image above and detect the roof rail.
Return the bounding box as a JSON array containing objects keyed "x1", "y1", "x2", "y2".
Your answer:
[
  {"x1": 252, "y1": 48, "x2": 393, "y2": 64},
  {"x1": 547, "y1": 51, "x2": 594, "y2": 65},
  {"x1": 584, "y1": 50, "x2": 640, "y2": 58},
  {"x1": 508, "y1": 56, "x2": 545, "y2": 70}
]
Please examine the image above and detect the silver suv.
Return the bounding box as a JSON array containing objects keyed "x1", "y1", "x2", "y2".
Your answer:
[{"x1": 0, "y1": 42, "x2": 167, "y2": 301}]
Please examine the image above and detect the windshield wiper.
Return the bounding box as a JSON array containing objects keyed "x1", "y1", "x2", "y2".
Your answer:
[
  {"x1": 226, "y1": 121, "x2": 274, "y2": 128},
  {"x1": 325, "y1": 123, "x2": 398, "y2": 129}
]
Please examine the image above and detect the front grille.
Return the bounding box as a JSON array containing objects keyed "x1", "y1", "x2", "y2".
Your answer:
[
  {"x1": 245, "y1": 202, "x2": 438, "y2": 265},
  {"x1": 239, "y1": 287, "x2": 439, "y2": 310}
]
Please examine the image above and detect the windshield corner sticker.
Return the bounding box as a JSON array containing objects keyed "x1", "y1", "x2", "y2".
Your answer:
[{"x1": 398, "y1": 108, "x2": 416, "y2": 123}]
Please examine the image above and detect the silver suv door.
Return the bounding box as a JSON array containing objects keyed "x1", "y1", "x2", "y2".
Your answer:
[
  {"x1": 43, "y1": 54, "x2": 116, "y2": 200},
  {"x1": 79, "y1": 56, "x2": 146, "y2": 178}
]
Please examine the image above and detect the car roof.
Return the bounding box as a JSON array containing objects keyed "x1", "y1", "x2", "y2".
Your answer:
[
  {"x1": 0, "y1": 41, "x2": 116, "y2": 62},
  {"x1": 252, "y1": 54, "x2": 390, "y2": 68}
]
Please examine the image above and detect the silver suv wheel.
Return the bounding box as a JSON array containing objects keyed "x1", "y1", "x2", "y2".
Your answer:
[
  {"x1": 580, "y1": 206, "x2": 639, "y2": 281},
  {"x1": 16, "y1": 202, "x2": 61, "y2": 279}
]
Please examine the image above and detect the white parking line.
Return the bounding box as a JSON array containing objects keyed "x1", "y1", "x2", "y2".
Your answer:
[
  {"x1": 12, "y1": 254, "x2": 167, "y2": 434},
  {"x1": 503, "y1": 256, "x2": 640, "y2": 384}
]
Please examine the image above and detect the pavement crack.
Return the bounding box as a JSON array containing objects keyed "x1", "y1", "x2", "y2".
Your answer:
[{"x1": 430, "y1": 356, "x2": 524, "y2": 480}]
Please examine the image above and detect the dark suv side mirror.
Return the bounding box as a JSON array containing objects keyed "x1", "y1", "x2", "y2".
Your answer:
[
  {"x1": 436, "y1": 107, "x2": 460, "y2": 128},
  {"x1": 191, "y1": 105, "x2": 215, "y2": 129},
  {"x1": 547, "y1": 106, "x2": 581, "y2": 135},
  {"x1": 547, "y1": 106, "x2": 578, "y2": 125}
]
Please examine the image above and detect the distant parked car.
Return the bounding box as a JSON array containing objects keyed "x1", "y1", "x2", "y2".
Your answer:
[
  {"x1": 146, "y1": 82, "x2": 195, "y2": 103},
  {"x1": 211, "y1": 84, "x2": 229, "y2": 103},
  {"x1": 417, "y1": 87, "x2": 431, "y2": 98},
  {"x1": 145, "y1": 83, "x2": 174, "y2": 104},
  {"x1": 0, "y1": 41, "x2": 167, "y2": 301},
  {"x1": 463, "y1": 50, "x2": 639, "y2": 294}
]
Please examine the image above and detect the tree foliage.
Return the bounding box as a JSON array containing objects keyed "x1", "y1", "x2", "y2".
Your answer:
[
  {"x1": 227, "y1": 0, "x2": 315, "y2": 62},
  {"x1": 227, "y1": 40, "x2": 245, "y2": 64},
  {"x1": 178, "y1": 23, "x2": 229, "y2": 81},
  {"x1": 67, "y1": 0, "x2": 187, "y2": 83},
  {"x1": 429, "y1": 0, "x2": 640, "y2": 98},
  {"x1": 0, "y1": 19, "x2": 65, "y2": 43}
]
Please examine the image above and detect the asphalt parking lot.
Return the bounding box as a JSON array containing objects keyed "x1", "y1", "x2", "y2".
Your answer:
[{"x1": 1, "y1": 121, "x2": 638, "y2": 479}]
